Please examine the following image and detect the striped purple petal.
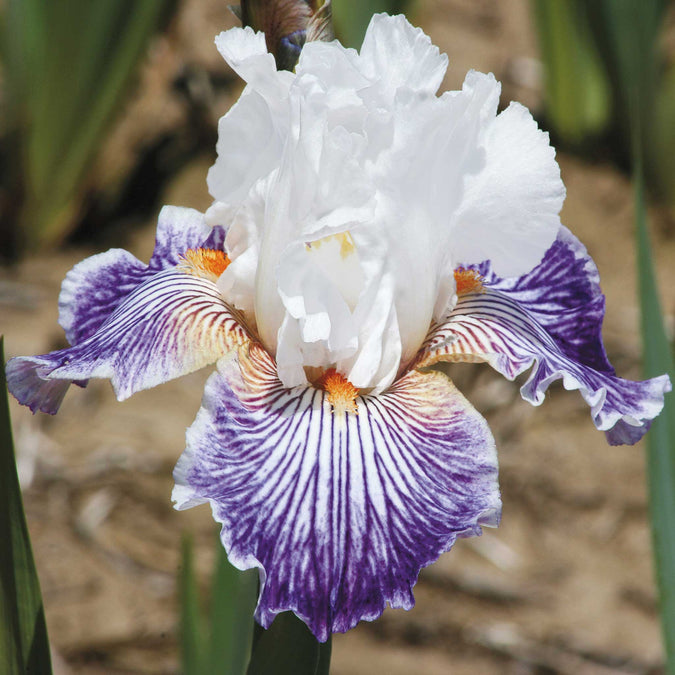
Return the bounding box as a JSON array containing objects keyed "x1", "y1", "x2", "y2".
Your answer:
[
  {"x1": 59, "y1": 206, "x2": 224, "y2": 346},
  {"x1": 471, "y1": 226, "x2": 613, "y2": 372},
  {"x1": 421, "y1": 227, "x2": 671, "y2": 445},
  {"x1": 173, "y1": 344, "x2": 500, "y2": 642},
  {"x1": 7, "y1": 269, "x2": 249, "y2": 414}
]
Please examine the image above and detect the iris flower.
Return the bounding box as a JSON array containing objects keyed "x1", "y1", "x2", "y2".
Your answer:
[{"x1": 7, "y1": 14, "x2": 671, "y2": 641}]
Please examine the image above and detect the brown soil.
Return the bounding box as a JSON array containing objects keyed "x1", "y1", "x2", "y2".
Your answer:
[{"x1": 2, "y1": 1, "x2": 675, "y2": 673}]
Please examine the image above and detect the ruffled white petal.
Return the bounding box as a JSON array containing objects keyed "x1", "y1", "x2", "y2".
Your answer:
[
  {"x1": 207, "y1": 13, "x2": 567, "y2": 389},
  {"x1": 450, "y1": 100, "x2": 566, "y2": 278},
  {"x1": 359, "y1": 13, "x2": 448, "y2": 98},
  {"x1": 207, "y1": 91, "x2": 284, "y2": 206},
  {"x1": 214, "y1": 26, "x2": 291, "y2": 101}
]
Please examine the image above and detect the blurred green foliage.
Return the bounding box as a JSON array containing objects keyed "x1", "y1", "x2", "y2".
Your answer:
[
  {"x1": 532, "y1": 0, "x2": 675, "y2": 205},
  {"x1": 535, "y1": 1, "x2": 675, "y2": 667},
  {"x1": 247, "y1": 612, "x2": 332, "y2": 675},
  {"x1": 531, "y1": 2, "x2": 611, "y2": 145},
  {"x1": 536, "y1": 0, "x2": 675, "y2": 669},
  {"x1": 0, "y1": 0, "x2": 178, "y2": 258},
  {"x1": 635, "y1": 167, "x2": 675, "y2": 675},
  {"x1": 332, "y1": 0, "x2": 414, "y2": 48}
]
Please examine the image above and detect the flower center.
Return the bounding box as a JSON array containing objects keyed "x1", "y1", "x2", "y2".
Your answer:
[
  {"x1": 454, "y1": 268, "x2": 484, "y2": 295},
  {"x1": 180, "y1": 249, "x2": 231, "y2": 281},
  {"x1": 316, "y1": 368, "x2": 359, "y2": 415}
]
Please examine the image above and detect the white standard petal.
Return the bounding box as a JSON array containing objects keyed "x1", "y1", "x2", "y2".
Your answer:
[
  {"x1": 450, "y1": 99, "x2": 566, "y2": 278},
  {"x1": 207, "y1": 90, "x2": 285, "y2": 205},
  {"x1": 254, "y1": 121, "x2": 374, "y2": 359},
  {"x1": 274, "y1": 239, "x2": 361, "y2": 388},
  {"x1": 214, "y1": 26, "x2": 292, "y2": 100},
  {"x1": 359, "y1": 13, "x2": 448, "y2": 98}
]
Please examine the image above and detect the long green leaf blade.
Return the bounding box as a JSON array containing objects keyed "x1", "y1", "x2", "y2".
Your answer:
[
  {"x1": 3, "y1": 0, "x2": 179, "y2": 249},
  {"x1": 634, "y1": 171, "x2": 675, "y2": 672},
  {"x1": 0, "y1": 337, "x2": 53, "y2": 674},
  {"x1": 207, "y1": 537, "x2": 257, "y2": 675}
]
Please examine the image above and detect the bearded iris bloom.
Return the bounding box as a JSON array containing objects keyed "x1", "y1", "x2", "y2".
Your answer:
[{"x1": 6, "y1": 14, "x2": 671, "y2": 641}]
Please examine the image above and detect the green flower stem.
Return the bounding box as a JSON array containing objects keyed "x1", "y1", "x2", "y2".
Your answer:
[{"x1": 247, "y1": 612, "x2": 332, "y2": 675}]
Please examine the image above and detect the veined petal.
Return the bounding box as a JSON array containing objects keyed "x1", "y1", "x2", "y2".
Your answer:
[
  {"x1": 58, "y1": 249, "x2": 148, "y2": 346},
  {"x1": 59, "y1": 206, "x2": 218, "y2": 346},
  {"x1": 173, "y1": 343, "x2": 499, "y2": 642},
  {"x1": 473, "y1": 226, "x2": 614, "y2": 372},
  {"x1": 148, "y1": 206, "x2": 225, "y2": 272},
  {"x1": 419, "y1": 228, "x2": 672, "y2": 444},
  {"x1": 7, "y1": 268, "x2": 249, "y2": 414}
]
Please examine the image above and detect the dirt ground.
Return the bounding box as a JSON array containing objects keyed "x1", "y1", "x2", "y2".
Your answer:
[{"x1": 2, "y1": 1, "x2": 675, "y2": 673}]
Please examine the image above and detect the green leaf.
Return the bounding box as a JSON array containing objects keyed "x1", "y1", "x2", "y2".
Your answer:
[
  {"x1": 207, "y1": 537, "x2": 257, "y2": 675},
  {"x1": 0, "y1": 336, "x2": 53, "y2": 674},
  {"x1": 247, "y1": 612, "x2": 332, "y2": 675},
  {"x1": 596, "y1": 2, "x2": 675, "y2": 667},
  {"x1": 180, "y1": 532, "x2": 259, "y2": 675},
  {"x1": 582, "y1": 0, "x2": 669, "y2": 179},
  {"x1": 180, "y1": 534, "x2": 206, "y2": 675},
  {"x1": 652, "y1": 63, "x2": 675, "y2": 203},
  {"x1": 634, "y1": 170, "x2": 675, "y2": 673}
]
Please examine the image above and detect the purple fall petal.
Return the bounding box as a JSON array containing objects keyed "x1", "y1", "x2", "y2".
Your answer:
[
  {"x1": 59, "y1": 206, "x2": 222, "y2": 346},
  {"x1": 173, "y1": 344, "x2": 500, "y2": 642},
  {"x1": 422, "y1": 226, "x2": 671, "y2": 444},
  {"x1": 7, "y1": 270, "x2": 249, "y2": 414},
  {"x1": 472, "y1": 225, "x2": 613, "y2": 372},
  {"x1": 59, "y1": 249, "x2": 149, "y2": 346}
]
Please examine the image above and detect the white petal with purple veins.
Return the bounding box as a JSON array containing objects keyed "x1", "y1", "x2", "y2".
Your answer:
[
  {"x1": 173, "y1": 344, "x2": 499, "y2": 641},
  {"x1": 58, "y1": 206, "x2": 217, "y2": 347},
  {"x1": 7, "y1": 269, "x2": 249, "y2": 414},
  {"x1": 420, "y1": 228, "x2": 671, "y2": 444}
]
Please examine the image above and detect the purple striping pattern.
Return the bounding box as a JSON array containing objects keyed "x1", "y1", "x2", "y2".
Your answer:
[
  {"x1": 7, "y1": 270, "x2": 249, "y2": 414},
  {"x1": 58, "y1": 206, "x2": 224, "y2": 346},
  {"x1": 173, "y1": 344, "x2": 500, "y2": 642},
  {"x1": 421, "y1": 289, "x2": 670, "y2": 444},
  {"x1": 471, "y1": 226, "x2": 613, "y2": 372}
]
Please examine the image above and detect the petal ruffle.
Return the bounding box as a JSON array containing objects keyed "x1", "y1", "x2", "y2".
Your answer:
[
  {"x1": 420, "y1": 227, "x2": 672, "y2": 444},
  {"x1": 59, "y1": 206, "x2": 220, "y2": 346},
  {"x1": 359, "y1": 13, "x2": 448, "y2": 98},
  {"x1": 7, "y1": 269, "x2": 249, "y2": 414},
  {"x1": 450, "y1": 99, "x2": 565, "y2": 278},
  {"x1": 173, "y1": 343, "x2": 499, "y2": 641}
]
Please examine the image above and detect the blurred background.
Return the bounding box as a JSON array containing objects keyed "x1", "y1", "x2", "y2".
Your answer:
[{"x1": 1, "y1": 0, "x2": 675, "y2": 673}]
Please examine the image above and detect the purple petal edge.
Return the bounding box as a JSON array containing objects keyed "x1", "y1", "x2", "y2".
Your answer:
[
  {"x1": 473, "y1": 225, "x2": 614, "y2": 373},
  {"x1": 5, "y1": 356, "x2": 71, "y2": 415}
]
